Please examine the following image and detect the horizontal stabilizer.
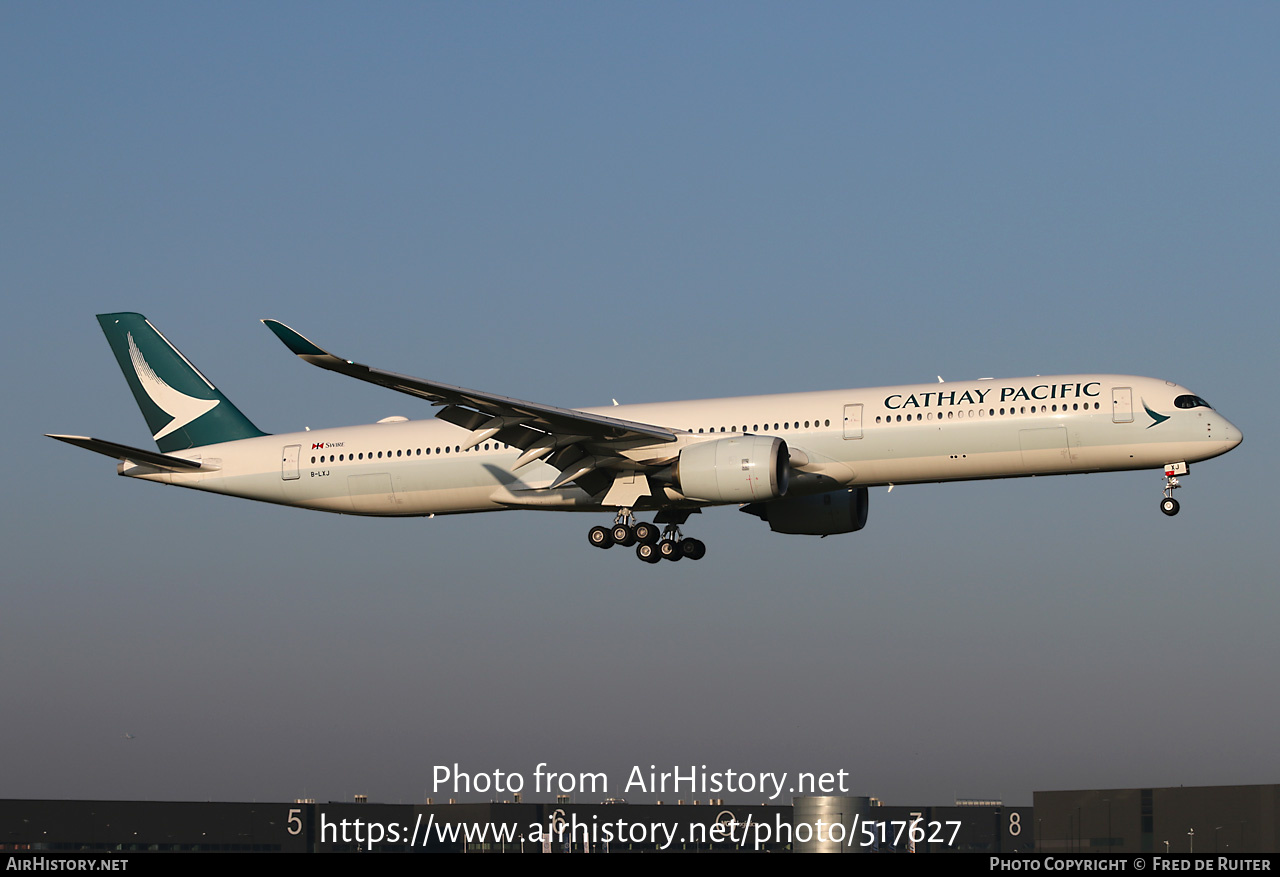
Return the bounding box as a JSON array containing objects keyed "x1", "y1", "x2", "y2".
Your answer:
[{"x1": 46, "y1": 434, "x2": 210, "y2": 471}]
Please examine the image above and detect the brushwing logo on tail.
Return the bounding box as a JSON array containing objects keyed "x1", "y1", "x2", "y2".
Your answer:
[{"x1": 127, "y1": 332, "x2": 219, "y2": 439}]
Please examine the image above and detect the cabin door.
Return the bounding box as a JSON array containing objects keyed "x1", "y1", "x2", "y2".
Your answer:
[
  {"x1": 1111, "y1": 387, "x2": 1133, "y2": 423},
  {"x1": 281, "y1": 444, "x2": 301, "y2": 480}
]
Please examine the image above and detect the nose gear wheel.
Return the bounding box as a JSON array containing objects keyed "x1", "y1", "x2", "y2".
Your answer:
[{"x1": 1160, "y1": 467, "x2": 1183, "y2": 517}]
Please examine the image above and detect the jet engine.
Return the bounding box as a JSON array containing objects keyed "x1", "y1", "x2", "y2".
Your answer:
[
  {"x1": 741, "y1": 487, "x2": 869, "y2": 535},
  {"x1": 673, "y1": 435, "x2": 789, "y2": 503}
]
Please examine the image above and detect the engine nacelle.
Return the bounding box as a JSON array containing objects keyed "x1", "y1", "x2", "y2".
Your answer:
[
  {"x1": 674, "y1": 435, "x2": 789, "y2": 503},
  {"x1": 741, "y1": 487, "x2": 869, "y2": 536}
]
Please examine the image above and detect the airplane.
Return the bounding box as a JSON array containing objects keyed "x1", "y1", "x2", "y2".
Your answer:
[{"x1": 48, "y1": 313, "x2": 1243, "y2": 563}]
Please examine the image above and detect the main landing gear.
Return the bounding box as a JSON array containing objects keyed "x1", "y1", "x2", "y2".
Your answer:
[
  {"x1": 587, "y1": 510, "x2": 706, "y2": 563},
  {"x1": 1160, "y1": 462, "x2": 1188, "y2": 517}
]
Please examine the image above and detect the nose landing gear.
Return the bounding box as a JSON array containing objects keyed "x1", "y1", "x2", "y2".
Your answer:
[{"x1": 1160, "y1": 462, "x2": 1188, "y2": 516}]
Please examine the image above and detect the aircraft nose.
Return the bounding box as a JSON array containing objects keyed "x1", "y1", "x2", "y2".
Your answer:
[{"x1": 1220, "y1": 417, "x2": 1243, "y2": 451}]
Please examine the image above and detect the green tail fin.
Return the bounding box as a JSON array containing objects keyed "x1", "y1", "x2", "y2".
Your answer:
[{"x1": 96, "y1": 313, "x2": 267, "y2": 452}]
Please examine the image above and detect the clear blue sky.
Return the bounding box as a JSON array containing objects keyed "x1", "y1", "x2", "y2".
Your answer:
[{"x1": 3, "y1": 2, "x2": 1276, "y2": 806}]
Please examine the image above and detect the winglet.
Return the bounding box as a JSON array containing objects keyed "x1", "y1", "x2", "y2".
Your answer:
[{"x1": 261, "y1": 319, "x2": 330, "y2": 358}]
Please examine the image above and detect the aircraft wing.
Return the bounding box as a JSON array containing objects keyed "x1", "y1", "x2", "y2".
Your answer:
[{"x1": 262, "y1": 320, "x2": 680, "y2": 495}]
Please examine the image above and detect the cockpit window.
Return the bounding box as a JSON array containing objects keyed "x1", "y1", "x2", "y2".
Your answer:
[{"x1": 1174, "y1": 394, "x2": 1211, "y2": 410}]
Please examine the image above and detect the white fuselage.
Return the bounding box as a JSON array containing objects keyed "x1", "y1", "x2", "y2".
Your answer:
[{"x1": 123, "y1": 374, "x2": 1242, "y2": 517}]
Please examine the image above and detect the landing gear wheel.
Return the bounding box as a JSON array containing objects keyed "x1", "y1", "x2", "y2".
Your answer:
[
  {"x1": 611, "y1": 524, "x2": 637, "y2": 547},
  {"x1": 588, "y1": 525, "x2": 614, "y2": 548},
  {"x1": 636, "y1": 542, "x2": 661, "y2": 564},
  {"x1": 1159, "y1": 467, "x2": 1185, "y2": 517},
  {"x1": 658, "y1": 539, "x2": 682, "y2": 561},
  {"x1": 633, "y1": 522, "x2": 659, "y2": 545},
  {"x1": 680, "y1": 538, "x2": 706, "y2": 560}
]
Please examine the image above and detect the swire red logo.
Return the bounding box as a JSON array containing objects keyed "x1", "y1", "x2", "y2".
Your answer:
[{"x1": 312, "y1": 442, "x2": 324, "y2": 450}]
